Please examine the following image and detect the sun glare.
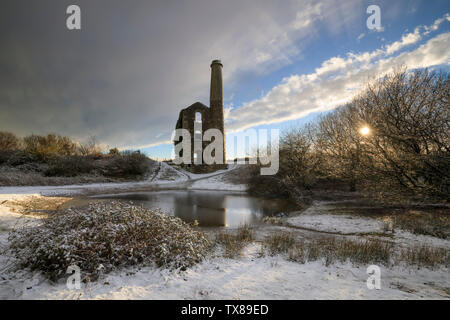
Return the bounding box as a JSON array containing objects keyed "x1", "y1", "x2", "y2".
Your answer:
[{"x1": 360, "y1": 126, "x2": 370, "y2": 136}]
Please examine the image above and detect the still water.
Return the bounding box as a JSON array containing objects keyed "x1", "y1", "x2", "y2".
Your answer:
[{"x1": 91, "y1": 190, "x2": 295, "y2": 228}]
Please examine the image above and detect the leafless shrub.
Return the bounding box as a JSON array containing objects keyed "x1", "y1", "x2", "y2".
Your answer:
[
  {"x1": 0, "y1": 131, "x2": 21, "y2": 151},
  {"x1": 0, "y1": 154, "x2": 154, "y2": 186},
  {"x1": 0, "y1": 168, "x2": 117, "y2": 186},
  {"x1": 103, "y1": 152, "x2": 150, "y2": 178},
  {"x1": 23, "y1": 134, "x2": 77, "y2": 158},
  {"x1": 247, "y1": 127, "x2": 319, "y2": 203},
  {"x1": 45, "y1": 155, "x2": 95, "y2": 177},
  {"x1": 0, "y1": 150, "x2": 40, "y2": 167},
  {"x1": 77, "y1": 136, "x2": 102, "y2": 156},
  {"x1": 0, "y1": 131, "x2": 154, "y2": 184}
]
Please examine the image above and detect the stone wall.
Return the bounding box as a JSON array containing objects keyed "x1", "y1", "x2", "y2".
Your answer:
[{"x1": 173, "y1": 60, "x2": 226, "y2": 170}]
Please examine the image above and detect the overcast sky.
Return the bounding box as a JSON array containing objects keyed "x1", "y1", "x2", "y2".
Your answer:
[{"x1": 0, "y1": 0, "x2": 449, "y2": 159}]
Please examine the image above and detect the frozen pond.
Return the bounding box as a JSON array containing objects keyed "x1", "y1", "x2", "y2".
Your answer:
[{"x1": 91, "y1": 190, "x2": 295, "y2": 227}]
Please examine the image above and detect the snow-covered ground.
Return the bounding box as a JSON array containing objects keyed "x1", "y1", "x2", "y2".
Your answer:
[
  {"x1": 1, "y1": 242, "x2": 448, "y2": 300},
  {"x1": 287, "y1": 201, "x2": 383, "y2": 234},
  {"x1": 0, "y1": 167, "x2": 448, "y2": 300},
  {"x1": 0, "y1": 194, "x2": 46, "y2": 299},
  {"x1": 0, "y1": 195, "x2": 34, "y2": 228},
  {"x1": 152, "y1": 162, "x2": 189, "y2": 183},
  {"x1": 0, "y1": 195, "x2": 449, "y2": 299},
  {"x1": 287, "y1": 201, "x2": 450, "y2": 249}
]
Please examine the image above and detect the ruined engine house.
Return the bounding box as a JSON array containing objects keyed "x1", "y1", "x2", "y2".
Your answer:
[{"x1": 174, "y1": 60, "x2": 226, "y2": 168}]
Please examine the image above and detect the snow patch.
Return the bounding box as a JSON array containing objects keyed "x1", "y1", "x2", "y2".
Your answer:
[
  {"x1": 189, "y1": 174, "x2": 247, "y2": 192},
  {"x1": 287, "y1": 213, "x2": 384, "y2": 234},
  {"x1": 287, "y1": 202, "x2": 384, "y2": 234}
]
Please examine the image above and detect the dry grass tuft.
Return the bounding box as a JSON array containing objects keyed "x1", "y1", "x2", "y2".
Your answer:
[
  {"x1": 215, "y1": 224, "x2": 254, "y2": 258},
  {"x1": 393, "y1": 210, "x2": 449, "y2": 239},
  {"x1": 331, "y1": 238, "x2": 393, "y2": 265},
  {"x1": 263, "y1": 232, "x2": 296, "y2": 255},
  {"x1": 398, "y1": 245, "x2": 450, "y2": 268},
  {"x1": 263, "y1": 232, "x2": 393, "y2": 266},
  {"x1": 265, "y1": 232, "x2": 449, "y2": 268}
]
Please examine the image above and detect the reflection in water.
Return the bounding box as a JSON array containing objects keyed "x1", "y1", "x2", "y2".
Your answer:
[{"x1": 92, "y1": 190, "x2": 294, "y2": 228}]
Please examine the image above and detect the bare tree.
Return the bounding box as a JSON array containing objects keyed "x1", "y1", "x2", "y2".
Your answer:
[
  {"x1": 78, "y1": 136, "x2": 102, "y2": 156},
  {"x1": 315, "y1": 104, "x2": 369, "y2": 191},
  {"x1": 245, "y1": 68, "x2": 449, "y2": 201},
  {"x1": 353, "y1": 69, "x2": 449, "y2": 199},
  {"x1": 0, "y1": 131, "x2": 21, "y2": 151}
]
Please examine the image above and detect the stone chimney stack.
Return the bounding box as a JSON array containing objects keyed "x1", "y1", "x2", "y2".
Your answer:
[
  {"x1": 210, "y1": 60, "x2": 223, "y2": 109},
  {"x1": 210, "y1": 59, "x2": 226, "y2": 164}
]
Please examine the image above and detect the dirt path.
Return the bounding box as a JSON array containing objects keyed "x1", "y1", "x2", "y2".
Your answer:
[{"x1": 146, "y1": 162, "x2": 240, "y2": 191}]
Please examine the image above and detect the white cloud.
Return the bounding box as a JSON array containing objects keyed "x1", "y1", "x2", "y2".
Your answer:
[
  {"x1": 424, "y1": 13, "x2": 450, "y2": 34},
  {"x1": 386, "y1": 27, "x2": 421, "y2": 54},
  {"x1": 376, "y1": 14, "x2": 448, "y2": 57},
  {"x1": 226, "y1": 24, "x2": 450, "y2": 133},
  {"x1": 290, "y1": 2, "x2": 324, "y2": 30},
  {"x1": 125, "y1": 140, "x2": 173, "y2": 151}
]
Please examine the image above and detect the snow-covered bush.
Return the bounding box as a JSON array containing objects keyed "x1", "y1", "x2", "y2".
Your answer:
[{"x1": 8, "y1": 201, "x2": 211, "y2": 280}]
